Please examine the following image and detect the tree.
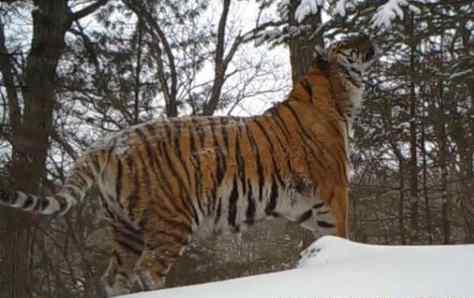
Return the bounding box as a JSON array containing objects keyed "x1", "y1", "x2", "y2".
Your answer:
[{"x1": 0, "y1": 1, "x2": 108, "y2": 297}]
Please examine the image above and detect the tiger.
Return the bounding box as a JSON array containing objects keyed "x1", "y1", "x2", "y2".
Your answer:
[{"x1": 0, "y1": 34, "x2": 377, "y2": 296}]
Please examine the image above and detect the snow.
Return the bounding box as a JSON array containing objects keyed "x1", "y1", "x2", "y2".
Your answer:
[
  {"x1": 334, "y1": 0, "x2": 347, "y2": 17},
  {"x1": 294, "y1": 0, "x2": 324, "y2": 23},
  {"x1": 294, "y1": 0, "x2": 422, "y2": 29},
  {"x1": 371, "y1": 0, "x2": 420, "y2": 29},
  {"x1": 118, "y1": 236, "x2": 474, "y2": 298},
  {"x1": 0, "y1": 0, "x2": 37, "y2": 11},
  {"x1": 372, "y1": 0, "x2": 407, "y2": 29}
]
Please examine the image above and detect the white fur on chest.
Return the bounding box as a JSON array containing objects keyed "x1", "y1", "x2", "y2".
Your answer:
[
  {"x1": 347, "y1": 84, "x2": 364, "y2": 118},
  {"x1": 343, "y1": 83, "x2": 364, "y2": 183},
  {"x1": 343, "y1": 82, "x2": 364, "y2": 136}
]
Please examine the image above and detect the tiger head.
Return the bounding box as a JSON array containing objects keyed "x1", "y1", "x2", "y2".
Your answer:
[{"x1": 326, "y1": 34, "x2": 378, "y2": 77}]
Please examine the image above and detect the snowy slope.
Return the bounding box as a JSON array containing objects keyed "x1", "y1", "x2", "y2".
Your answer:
[{"x1": 120, "y1": 236, "x2": 474, "y2": 298}]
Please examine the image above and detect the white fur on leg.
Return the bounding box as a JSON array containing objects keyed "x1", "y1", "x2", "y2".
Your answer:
[
  {"x1": 102, "y1": 274, "x2": 133, "y2": 297},
  {"x1": 101, "y1": 260, "x2": 133, "y2": 297},
  {"x1": 135, "y1": 270, "x2": 166, "y2": 291}
]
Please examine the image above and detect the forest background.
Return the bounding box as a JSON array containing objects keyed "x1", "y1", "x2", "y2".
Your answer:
[{"x1": 0, "y1": 0, "x2": 473, "y2": 297}]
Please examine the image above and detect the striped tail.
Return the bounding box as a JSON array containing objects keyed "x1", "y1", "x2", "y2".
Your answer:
[{"x1": 0, "y1": 158, "x2": 96, "y2": 216}]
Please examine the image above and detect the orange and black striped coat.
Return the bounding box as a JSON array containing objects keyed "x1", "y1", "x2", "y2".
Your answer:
[{"x1": 0, "y1": 35, "x2": 377, "y2": 296}]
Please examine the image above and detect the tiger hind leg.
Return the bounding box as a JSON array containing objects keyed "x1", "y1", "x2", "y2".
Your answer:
[
  {"x1": 102, "y1": 225, "x2": 144, "y2": 297},
  {"x1": 135, "y1": 217, "x2": 192, "y2": 291}
]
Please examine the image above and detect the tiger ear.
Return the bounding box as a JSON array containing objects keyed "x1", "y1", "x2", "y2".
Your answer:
[{"x1": 311, "y1": 45, "x2": 328, "y2": 69}]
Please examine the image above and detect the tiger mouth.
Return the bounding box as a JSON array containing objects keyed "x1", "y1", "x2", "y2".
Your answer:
[
  {"x1": 366, "y1": 46, "x2": 375, "y2": 61},
  {"x1": 365, "y1": 43, "x2": 381, "y2": 63}
]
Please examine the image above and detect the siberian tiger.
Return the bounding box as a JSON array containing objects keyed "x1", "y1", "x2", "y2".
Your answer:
[{"x1": 0, "y1": 35, "x2": 377, "y2": 296}]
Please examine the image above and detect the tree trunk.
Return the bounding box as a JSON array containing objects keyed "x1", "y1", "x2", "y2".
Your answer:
[
  {"x1": 420, "y1": 99, "x2": 432, "y2": 243},
  {"x1": 407, "y1": 11, "x2": 419, "y2": 242},
  {"x1": 3, "y1": 2, "x2": 72, "y2": 297},
  {"x1": 438, "y1": 71, "x2": 449, "y2": 245},
  {"x1": 286, "y1": 0, "x2": 323, "y2": 244},
  {"x1": 398, "y1": 159, "x2": 407, "y2": 244},
  {"x1": 133, "y1": 19, "x2": 144, "y2": 125},
  {"x1": 461, "y1": 22, "x2": 474, "y2": 242},
  {"x1": 287, "y1": 0, "x2": 323, "y2": 84}
]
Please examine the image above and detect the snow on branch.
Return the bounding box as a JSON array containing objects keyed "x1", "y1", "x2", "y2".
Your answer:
[
  {"x1": 371, "y1": 0, "x2": 421, "y2": 30},
  {"x1": 0, "y1": 0, "x2": 37, "y2": 11},
  {"x1": 334, "y1": 0, "x2": 348, "y2": 17},
  {"x1": 294, "y1": 0, "x2": 324, "y2": 23}
]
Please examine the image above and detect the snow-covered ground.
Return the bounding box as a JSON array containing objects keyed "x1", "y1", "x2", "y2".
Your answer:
[{"x1": 120, "y1": 236, "x2": 474, "y2": 298}]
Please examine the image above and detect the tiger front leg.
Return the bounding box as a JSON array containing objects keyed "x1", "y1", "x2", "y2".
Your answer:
[
  {"x1": 299, "y1": 201, "x2": 337, "y2": 237},
  {"x1": 329, "y1": 186, "x2": 349, "y2": 238}
]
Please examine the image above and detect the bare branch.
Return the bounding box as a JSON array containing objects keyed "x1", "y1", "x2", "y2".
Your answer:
[
  {"x1": 71, "y1": 0, "x2": 109, "y2": 21},
  {"x1": 68, "y1": 26, "x2": 100, "y2": 70},
  {"x1": 241, "y1": 20, "x2": 286, "y2": 43},
  {"x1": 51, "y1": 129, "x2": 78, "y2": 161},
  {"x1": 203, "y1": 0, "x2": 237, "y2": 116},
  {"x1": 124, "y1": 0, "x2": 179, "y2": 117}
]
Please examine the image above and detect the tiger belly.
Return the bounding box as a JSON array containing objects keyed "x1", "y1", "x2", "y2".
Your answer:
[{"x1": 195, "y1": 179, "x2": 336, "y2": 239}]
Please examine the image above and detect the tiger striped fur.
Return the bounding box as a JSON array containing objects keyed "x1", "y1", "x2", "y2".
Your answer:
[{"x1": 0, "y1": 35, "x2": 377, "y2": 296}]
